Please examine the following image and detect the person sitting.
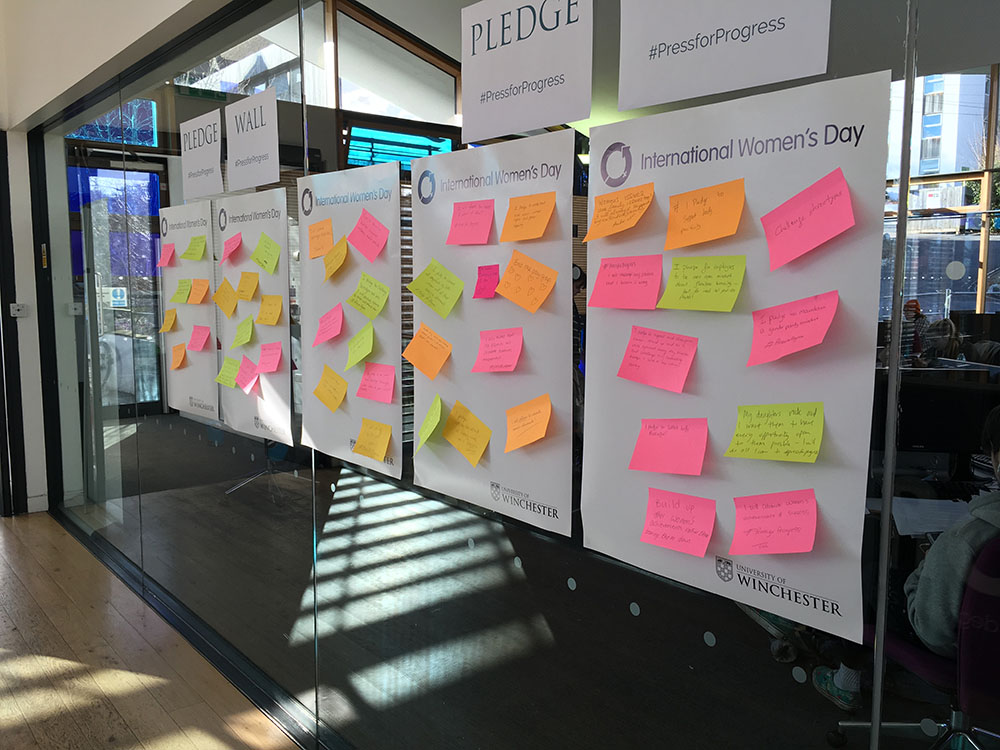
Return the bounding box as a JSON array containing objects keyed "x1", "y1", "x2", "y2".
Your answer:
[
  {"x1": 902, "y1": 299, "x2": 930, "y2": 356},
  {"x1": 920, "y1": 318, "x2": 1000, "y2": 366}
]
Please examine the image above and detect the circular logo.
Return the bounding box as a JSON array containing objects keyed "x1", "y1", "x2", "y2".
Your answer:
[
  {"x1": 301, "y1": 188, "x2": 314, "y2": 217},
  {"x1": 218, "y1": 208, "x2": 228, "y2": 233},
  {"x1": 601, "y1": 142, "x2": 632, "y2": 188},
  {"x1": 416, "y1": 170, "x2": 436, "y2": 205},
  {"x1": 160, "y1": 218, "x2": 168, "y2": 237}
]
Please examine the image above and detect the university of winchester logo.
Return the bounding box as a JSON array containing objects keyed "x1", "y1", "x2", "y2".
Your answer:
[
  {"x1": 715, "y1": 556, "x2": 734, "y2": 582},
  {"x1": 490, "y1": 481, "x2": 502, "y2": 502}
]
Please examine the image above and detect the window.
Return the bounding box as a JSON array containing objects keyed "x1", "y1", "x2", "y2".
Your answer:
[
  {"x1": 924, "y1": 91, "x2": 944, "y2": 114},
  {"x1": 921, "y1": 136, "x2": 942, "y2": 160}
]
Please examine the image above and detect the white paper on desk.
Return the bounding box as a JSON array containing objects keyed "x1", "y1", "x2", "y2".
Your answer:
[{"x1": 892, "y1": 496, "x2": 970, "y2": 537}]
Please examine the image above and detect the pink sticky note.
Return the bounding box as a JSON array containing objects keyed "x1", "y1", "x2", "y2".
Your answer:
[
  {"x1": 473, "y1": 264, "x2": 501, "y2": 299},
  {"x1": 347, "y1": 208, "x2": 390, "y2": 263},
  {"x1": 446, "y1": 199, "x2": 494, "y2": 245},
  {"x1": 313, "y1": 303, "x2": 344, "y2": 347},
  {"x1": 588, "y1": 254, "x2": 662, "y2": 310},
  {"x1": 730, "y1": 489, "x2": 818, "y2": 555},
  {"x1": 188, "y1": 325, "x2": 212, "y2": 352},
  {"x1": 356, "y1": 362, "x2": 395, "y2": 404},
  {"x1": 618, "y1": 326, "x2": 698, "y2": 393},
  {"x1": 761, "y1": 168, "x2": 855, "y2": 270},
  {"x1": 157, "y1": 243, "x2": 175, "y2": 268},
  {"x1": 641, "y1": 488, "x2": 717, "y2": 557},
  {"x1": 471, "y1": 327, "x2": 523, "y2": 373},
  {"x1": 235, "y1": 356, "x2": 259, "y2": 395},
  {"x1": 628, "y1": 418, "x2": 708, "y2": 475},
  {"x1": 748, "y1": 290, "x2": 839, "y2": 367},
  {"x1": 221, "y1": 232, "x2": 242, "y2": 264},
  {"x1": 257, "y1": 342, "x2": 282, "y2": 373}
]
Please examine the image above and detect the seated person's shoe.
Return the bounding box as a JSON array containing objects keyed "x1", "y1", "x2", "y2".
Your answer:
[{"x1": 812, "y1": 666, "x2": 862, "y2": 712}]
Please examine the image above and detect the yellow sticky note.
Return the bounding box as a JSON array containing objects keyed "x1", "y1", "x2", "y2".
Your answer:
[
  {"x1": 504, "y1": 393, "x2": 552, "y2": 453},
  {"x1": 159, "y1": 308, "x2": 177, "y2": 333},
  {"x1": 353, "y1": 418, "x2": 391, "y2": 462},
  {"x1": 664, "y1": 178, "x2": 745, "y2": 250},
  {"x1": 256, "y1": 295, "x2": 283, "y2": 326},
  {"x1": 251, "y1": 233, "x2": 281, "y2": 275},
  {"x1": 170, "y1": 280, "x2": 192, "y2": 304},
  {"x1": 584, "y1": 182, "x2": 655, "y2": 242},
  {"x1": 402, "y1": 322, "x2": 452, "y2": 380},
  {"x1": 180, "y1": 235, "x2": 207, "y2": 261},
  {"x1": 657, "y1": 255, "x2": 745, "y2": 312},
  {"x1": 170, "y1": 343, "x2": 186, "y2": 370},
  {"x1": 230, "y1": 315, "x2": 254, "y2": 349},
  {"x1": 500, "y1": 191, "x2": 557, "y2": 243},
  {"x1": 309, "y1": 218, "x2": 334, "y2": 259},
  {"x1": 495, "y1": 249, "x2": 558, "y2": 314},
  {"x1": 345, "y1": 321, "x2": 374, "y2": 370},
  {"x1": 409, "y1": 258, "x2": 463, "y2": 319},
  {"x1": 314, "y1": 365, "x2": 348, "y2": 413},
  {"x1": 324, "y1": 236, "x2": 349, "y2": 280},
  {"x1": 416, "y1": 395, "x2": 444, "y2": 453},
  {"x1": 212, "y1": 278, "x2": 238, "y2": 318},
  {"x1": 215, "y1": 357, "x2": 240, "y2": 388},
  {"x1": 725, "y1": 402, "x2": 824, "y2": 463},
  {"x1": 237, "y1": 271, "x2": 259, "y2": 301},
  {"x1": 188, "y1": 278, "x2": 210, "y2": 304},
  {"x1": 442, "y1": 400, "x2": 491, "y2": 467},
  {"x1": 346, "y1": 272, "x2": 390, "y2": 320}
]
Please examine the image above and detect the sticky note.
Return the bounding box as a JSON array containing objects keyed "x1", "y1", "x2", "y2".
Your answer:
[
  {"x1": 473, "y1": 264, "x2": 501, "y2": 299},
  {"x1": 409, "y1": 259, "x2": 464, "y2": 318},
  {"x1": 748, "y1": 291, "x2": 839, "y2": 367},
  {"x1": 230, "y1": 315, "x2": 254, "y2": 349},
  {"x1": 345, "y1": 321, "x2": 374, "y2": 370},
  {"x1": 256, "y1": 294, "x2": 283, "y2": 326},
  {"x1": 257, "y1": 341, "x2": 282, "y2": 373},
  {"x1": 618, "y1": 326, "x2": 697, "y2": 393},
  {"x1": 159, "y1": 308, "x2": 177, "y2": 333},
  {"x1": 314, "y1": 365, "x2": 348, "y2": 413},
  {"x1": 730, "y1": 489, "x2": 817, "y2": 555},
  {"x1": 762, "y1": 168, "x2": 855, "y2": 270},
  {"x1": 157, "y1": 243, "x2": 175, "y2": 268},
  {"x1": 471, "y1": 327, "x2": 523, "y2": 373},
  {"x1": 235, "y1": 355, "x2": 259, "y2": 394},
  {"x1": 442, "y1": 400, "x2": 491, "y2": 467},
  {"x1": 348, "y1": 208, "x2": 390, "y2": 262},
  {"x1": 356, "y1": 362, "x2": 395, "y2": 404},
  {"x1": 657, "y1": 255, "x2": 745, "y2": 312},
  {"x1": 641, "y1": 488, "x2": 716, "y2": 558},
  {"x1": 213, "y1": 278, "x2": 238, "y2": 318},
  {"x1": 584, "y1": 182, "x2": 654, "y2": 242},
  {"x1": 180, "y1": 235, "x2": 207, "y2": 261},
  {"x1": 588, "y1": 254, "x2": 662, "y2": 310},
  {"x1": 313, "y1": 303, "x2": 344, "y2": 346},
  {"x1": 664, "y1": 178, "x2": 745, "y2": 250},
  {"x1": 446, "y1": 199, "x2": 494, "y2": 245},
  {"x1": 403, "y1": 322, "x2": 452, "y2": 380},
  {"x1": 324, "y1": 236, "x2": 348, "y2": 280},
  {"x1": 170, "y1": 280, "x2": 192, "y2": 304},
  {"x1": 188, "y1": 278, "x2": 210, "y2": 305},
  {"x1": 505, "y1": 393, "x2": 551, "y2": 453},
  {"x1": 416, "y1": 395, "x2": 443, "y2": 453},
  {"x1": 495, "y1": 249, "x2": 558, "y2": 314},
  {"x1": 353, "y1": 418, "x2": 391, "y2": 462},
  {"x1": 170, "y1": 343, "x2": 186, "y2": 370},
  {"x1": 629, "y1": 418, "x2": 708, "y2": 475},
  {"x1": 221, "y1": 233, "x2": 242, "y2": 264},
  {"x1": 237, "y1": 271, "x2": 259, "y2": 301},
  {"x1": 308, "y1": 218, "x2": 334, "y2": 259},
  {"x1": 188, "y1": 325, "x2": 212, "y2": 352},
  {"x1": 346, "y1": 272, "x2": 390, "y2": 319},
  {"x1": 215, "y1": 357, "x2": 240, "y2": 388},
  {"x1": 251, "y1": 233, "x2": 281, "y2": 275},
  {"x1": 501, "y1": 191, "x2": 556, "y2": 243},
  {"x1": 725, "y1": 402, "x2": 824, "y2": 463}
]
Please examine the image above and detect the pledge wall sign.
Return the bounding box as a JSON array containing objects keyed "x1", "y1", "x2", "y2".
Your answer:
[
  {"x1": 179, "y1": 110, "x2": 224, "y2": 199},
  {"x1": 461, "y1": 0, "x2": 592, "y2": 143}
]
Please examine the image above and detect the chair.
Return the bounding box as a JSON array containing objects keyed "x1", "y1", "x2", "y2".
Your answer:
[{"x1": 833, "y1": 537, "x2": 1000, "y2": 748}]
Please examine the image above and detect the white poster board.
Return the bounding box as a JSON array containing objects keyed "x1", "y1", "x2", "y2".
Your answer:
[
  {"x1": 461, "y1": 0, "x2": 592, "y2": 143},
  {"x1": 179, "y1": 110, "x2": 224, "y2": 198},
  {"x1": 582, "y1": 71, "x2": 890, "y2": 642},
  {"x1": 215, "y1": 187, "x2": 293, "y2": 445},
  {"x1": 411, "y1": 129, "x2": 575, "y2": 536},
  {"x1": 225, "y1": 87, "x2": 280, "y2": 191},
  {"x1": 158, "y1": 201, "x2": 219, "y2": 420},
  {"x1": 297, "y1": 162, "x2": 403, "y2": 478},
  {"x1": 618, "y1": 0, "x2": 830, "y2": 110}
]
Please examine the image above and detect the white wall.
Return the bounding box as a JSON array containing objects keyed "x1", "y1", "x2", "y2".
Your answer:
[{"x1": 0, "y1": 3, "x2": 8, "y2": 130}]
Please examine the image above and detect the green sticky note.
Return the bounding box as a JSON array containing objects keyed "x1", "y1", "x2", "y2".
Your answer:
[
  {"x1": 170, "y1": 279, "x2": 193, "y2": 303},
  {"x1": 215, "y1": 357, "x2": 240, "y2": 388},
  {"x1": 416, "y1": 394, "x2": 444, "y2": 454},
  {"x1": 724, "y1": 402, "x2": 824, "y2": 463},
  {"x1": 346, "y1": 272, "x2": 390, "y2": 320},
  {"x1": 251, "y1": 233, "x2": 281, "y2": 275},
  {"x1": 230, "y1": 315, "x2": 254, "y2": 349},
  {"x1": 657, "y1": 255, "x2": 746, "y2": 313},
  {"x1": 180, "y1": 235, "x2": 207, "y2": 261},
  {"x1": 408, "y1": 258, "x2": 464, "y2": 319},
  {"x1": 345, "y1": 321, "x2": 374, "y2": 370}
]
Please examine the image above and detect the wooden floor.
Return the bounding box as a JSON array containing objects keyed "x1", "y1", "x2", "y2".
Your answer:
[{"x1": 0, "y1": 512, "x2": 299, "y2": 750}]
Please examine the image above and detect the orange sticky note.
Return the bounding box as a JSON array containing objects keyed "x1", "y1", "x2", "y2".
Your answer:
[
  {"x1": 584, "y1": 182, "x2": 654, "y2": 242},
  {"x1": 664, "y1": 178, "x2": 745, "y2": 250},
  {"x1": 729, "y1": 489, "x2": 817, "y2": 555},
  {"x1": 353, "y1": 418, "x2": 392, "y2": 462},
  {"x1": 309, "y1": 218, "x2": 334, "y2": 259},
  {"x1": 442, "y1": 400, "x2": 491, "y2": 467},
  {"x1": 495, "y1": 249, "x2": 558, "y2": 314},
  {"x1": 256, "y1": 295, "x2": 283, "y2": 326},
  {"x1": 501, "y1": 191, "x2": 556, "y2": 243},
  {"x1": 159, "y1": 308, "x2": 177, "y2": 333},
  {"x1": 237, "y1": 272, "x2": 259, "y2": 302},
  {"x1": 313, "y1": 365, "x2": 348, "y2": 414},
  {"x1": 212, "y1": 278, "x2": 238, "y2": 318},
  {"x1": 402, "y1": 322, "x2": 452, "y2": 380},
  {"x1": 324, "y1": 236, "x2": 348, "y2": 280},
  {"x1": 504, "y1": 393, "x2": 551, "y2": 453},
  {"x1": 170, "y1": 343, "x2": 186, "y2": 370},
  {"x1": 188, "y1": 278, "x2": 210, "y2": 304}
]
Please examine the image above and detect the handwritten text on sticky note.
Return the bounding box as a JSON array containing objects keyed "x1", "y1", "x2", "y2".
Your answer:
[
  {"x1": 725, "y1": 402, "x2": 824, "y2": 463},
  {"x1": 403, "y1": 322, "x2": 452, "y2": 380},
  {"x1": 447, "y1": 199, "x2": 494, "y2": 245},
  {"x1": 159, "y1": 308, "x2": 177, "y2": 333},
  {"x1": 309, "y1": 219, "x2": 334, "y2": 259},
  {"x1": 215, "y1": 357, "x2": 240, "y2": 388},
  {"x1": 495, "y1": 249, "x2": 558, "y2": 314},
  {"x1": 345, "y1": 321, "x2": 374, "y2": 370},
  {"x1": 188, "y1": 325, "x2": 212, "y2": 352},
  {"x1": 356, "y1": 362, "x2": 395, "y2": 404},
  {"x1": 629, "y1": 417, "x2": 708, "y2": 475},
  {"x1": 188, "y1": 279, "x2": 210, "y2": 305},
  {"x1": 505, "y1": 393, "x2": 551, "y2": 453},
  {"x1": 473, "y1": 264, "x2": 501, "y2": 299},
  {"x1": 471, "y1": 327, "x2": 523, "y2": 373},
  {"x1": 664, "y1": 178, "x2": 745, "y2": 250},
  {"x1": 237, "y1": 271, "x2": 258, "y2": 301},
  {"x1": 748, "y1": 291, "x2": 839, "y2": 367},
  {"x1": 501, "y1": 191, "x2": 556, "y2": 242},
  {"x1": 730, "y1": 489, "x2": 817, "y2": 555},
  {"x1": 417, "y1": 395, "x2": 443, "y2": 453},
  {"x1": 157, "y1": 243, "x2": 175, "y2": 268},
  {"x1": 584, "y1": 182, "x2": 654, "y2": 242},
  {"x1": 588, "y1": 254, "x2": 662, "y2": 310},
  {"x1": 256, "y1": 294, "x2": 282, "y2": 326},
  {"x1": 348, "y1": 208, "x2": 390, "y2": 262},
  {"x1": 324, "y1": 236, "x2": 348, "y2": 280},
  {"x1": 617, "y1": 325, "x2": 697, "y2": 393},
  {"x1": 251, "y1": 233, "x2": 281, "y2": 275},
  {"x1": 181, "y1": 235, "x2": 207, "y2": 261},
  {"x1": 312, "y1": 303, "x2": 344, "y2": 347},
  {"x1": 442, "y1": 400, "x2": 491, "y2": 467},
  {"x1": 170, "y1": 343, "x2": 186, "y2": 370},
  {"x1": 346, "y1": 272, "x2": 390, "y2": 319},
  {"x1": 657, "y1": 255, "x2": 745, "y2": 312},
  {"x1": 257, "y1": 341, "x2": 282, "y2": 373},
  {"x1": 409, "y1": 259, "x2": 464, "y2": 318},
  {"x1": 641, "y1": 488, "x2": 716, "y2": 557},
  {"x1": 221, "y1": 233, "x2": 242, "y2": 264},
  {"x1": 314, "y1": 365, "x2": 347, "y2": 413},
  {"x1": 353, "y1": 418, "x2": 391, "y2": 462},
  {"x1": 213, "y1": 278, "x2": 238, "y2": 318}
]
